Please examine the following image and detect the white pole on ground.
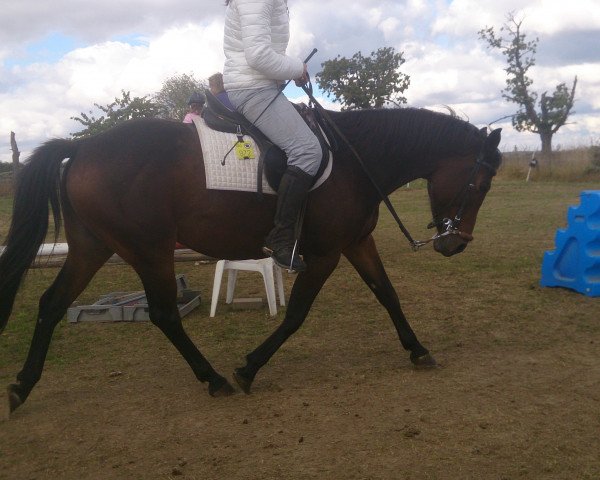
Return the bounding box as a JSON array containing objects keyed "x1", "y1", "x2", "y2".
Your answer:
[{"x1": 0, "y1": 243, "x2": 211, "y2": 268}]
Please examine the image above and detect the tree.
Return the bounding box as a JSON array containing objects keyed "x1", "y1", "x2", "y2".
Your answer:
[
  {"x1": 316, "y1": 47, "x2": 410, "y2": 110},
  {"x1": 71, "y1": 90, "x2": 162, "y2": 138},
  {"x1": 479, "y1": 13, "x2": 577, "y2": 155},
  {"x1": 10, "y1": 131, "x2": 20, "y2": 180},
  {"x1": 153, "y1": 73, "x2": 207, "y2": 120}
]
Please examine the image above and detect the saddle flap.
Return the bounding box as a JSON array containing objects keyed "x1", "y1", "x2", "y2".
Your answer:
[
  {"x1": 192, "y1": 117, "x2": 333, "y2": 195},
  {"x1": 201, "y1": 90, "x2": 334, "y2": 193},
  {"x1": 203, "y1": 90, "x2": 246, "y2": 134}
]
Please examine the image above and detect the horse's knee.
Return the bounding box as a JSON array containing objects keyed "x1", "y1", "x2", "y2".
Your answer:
[
  {"x1": 148, "y1": 306, "x2": 180, "y2": 329},
  {"x1": 38, "y1": 294, "x2": 71, "y2": 326},
  {"x1": 34, "y1": 316, "x2": 62, "y2": 329},
  {"x1": 279, "y1": 315, "x2": 304, "y2": 336}
]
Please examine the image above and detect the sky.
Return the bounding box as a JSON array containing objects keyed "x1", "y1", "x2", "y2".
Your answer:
[{"x1": 1, "y1": 0, "x2": 600, "y2": 164}]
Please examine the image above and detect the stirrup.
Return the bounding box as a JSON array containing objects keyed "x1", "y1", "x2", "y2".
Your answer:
[{"x1": 262, "y1": 246, "x2": 306, "y2": 273}]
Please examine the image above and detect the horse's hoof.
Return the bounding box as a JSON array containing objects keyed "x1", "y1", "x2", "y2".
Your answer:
[
  {"x1": 209, "y1": 379, "x2": 236, "y2": 397},
  {"x1": 232, "y1": 368, "x2": 253, "y2": 395},
  {"x1": 411, "y1": 352, "x2": 438, "y2": 369},
  {"x1": 6, "y1": 384, "x2": 23, "y2": 417}
]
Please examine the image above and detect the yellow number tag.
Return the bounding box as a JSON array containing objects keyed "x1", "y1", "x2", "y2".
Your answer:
[{"x1": 234, "y1": 140, "x2": 256, "y2": 160}]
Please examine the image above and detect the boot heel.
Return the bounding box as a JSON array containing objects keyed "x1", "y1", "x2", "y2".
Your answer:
[{"x1": 264, "y1": 166, "x2": 313, "y2": 273}]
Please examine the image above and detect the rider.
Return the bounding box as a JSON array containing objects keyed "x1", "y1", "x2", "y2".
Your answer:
[
  {"x1": 222, "y1": 0, "x2": 321, "y2": 273},
  {"x1": 208, "y1": 72, "x2": 235, "y2": 110},
  {"x1": 182, "y1": 92, "x2": 206, "y2": 123}
]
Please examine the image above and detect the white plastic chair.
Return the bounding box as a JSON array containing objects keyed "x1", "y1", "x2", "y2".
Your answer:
[{"x1": 210, "y1": 258, "x2": 285, "y2": 317}]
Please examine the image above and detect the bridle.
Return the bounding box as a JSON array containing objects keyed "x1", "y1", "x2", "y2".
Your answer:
[
  {"x1": 413, "y1": 150, "x2": 498, "y2": 250},
  {"x1": 301, "y1": 78, "x2": 498, "y2": 252}
]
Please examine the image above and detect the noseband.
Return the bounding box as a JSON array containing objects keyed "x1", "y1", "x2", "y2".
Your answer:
[{"x1": 413, "y1": 151, "x2": 498, "y2": 250}]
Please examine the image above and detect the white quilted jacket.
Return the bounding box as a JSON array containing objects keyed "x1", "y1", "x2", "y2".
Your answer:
[{"x1": 223, "y1": 0, "x2": 304, "y2": 91}]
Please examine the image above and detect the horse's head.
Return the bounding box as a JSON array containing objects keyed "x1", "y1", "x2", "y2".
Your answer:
[{"x1": 426, "y1": 128, "x2": 502, "y2": 257}]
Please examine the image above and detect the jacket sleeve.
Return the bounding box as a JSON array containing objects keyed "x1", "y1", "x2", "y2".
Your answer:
[{"x1": 236, "y1": 0, "x2": 304, "y2": 81}]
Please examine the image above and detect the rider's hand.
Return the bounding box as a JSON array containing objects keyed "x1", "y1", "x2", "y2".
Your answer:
[{"x1": 294, "y1": 63, "x2": 309, "y2": 86}]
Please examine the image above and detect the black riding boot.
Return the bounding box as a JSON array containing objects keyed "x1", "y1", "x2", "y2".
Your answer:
[{"x1": 263, "y1": 166, "x2": 314, "y2": 272}]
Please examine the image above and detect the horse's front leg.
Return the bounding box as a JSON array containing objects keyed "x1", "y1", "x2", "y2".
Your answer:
[
  {"x1": 343, "y1": 234, "x2": 437, "y2": 368},
  {"x1": 233, "y1": 252, "x2": 341, "y2": 394}
]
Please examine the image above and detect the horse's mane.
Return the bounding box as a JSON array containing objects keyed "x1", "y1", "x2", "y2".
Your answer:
[{"x1": 331, "y1": 108, "x2": 487, "y2": 160}]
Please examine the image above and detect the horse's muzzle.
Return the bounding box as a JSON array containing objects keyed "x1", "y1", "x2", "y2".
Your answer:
[{"x1": 433, "y1": 231, "x2": 473, "y2": 257}]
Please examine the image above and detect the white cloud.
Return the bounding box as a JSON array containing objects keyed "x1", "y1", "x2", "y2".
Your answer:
[
  {"x1": 522, "y1": 0, "x2": 600, "y2": 35},
  {"x1": 0, "y1": 0, "x2": 225, "y2": 47},
  {"x1": 379, "y1": 17, "x2": 401, "y2": 41},
  {"x1": 404, "y1": 42, "x2": 505, "y2": 106},
  {"x1": 0, "y1": 20, "x2": 226, "y2": 162},
  {"x1": 1, "y1": 0, "x2": 599, "y2": 162},
  {"x1": 433, "y1": 0, "x2": 600, "y2": 37}
]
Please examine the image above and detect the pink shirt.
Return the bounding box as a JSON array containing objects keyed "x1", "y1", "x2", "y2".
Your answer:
[{"x1": 183, "y1": 112, "x2": 201, "y2": 124}]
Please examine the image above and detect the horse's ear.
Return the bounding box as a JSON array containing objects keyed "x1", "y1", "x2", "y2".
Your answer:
[
  {"x1": 479, "y1": 126, "x2": 488, "y2": 136},
  {"x1": 485, "y1": 128, "x2": 502, "y2": 150}
]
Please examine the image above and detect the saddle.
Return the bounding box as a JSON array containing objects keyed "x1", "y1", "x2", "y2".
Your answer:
[{"x1": 202, "y1": 89, "x2": 335, "y2": 193}]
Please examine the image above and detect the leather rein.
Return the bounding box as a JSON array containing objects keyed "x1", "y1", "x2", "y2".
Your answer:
[{"x1": 301, "y1": 80, "x2": 497, "y2": 251}]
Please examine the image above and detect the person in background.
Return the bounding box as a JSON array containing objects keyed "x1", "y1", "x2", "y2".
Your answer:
[
  {"x1": 183, "y1": 91, "x2": 205, "y2": 123},
  {"x1": 222, "y1": 0, "x2": 321, "y2": 273},
  {"x1": 208, "y1": 72, "x2": 235, "y2": 110}
]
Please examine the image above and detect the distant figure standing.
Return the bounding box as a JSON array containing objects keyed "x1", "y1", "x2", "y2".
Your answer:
[
  {"x1": 183, "y1": 91, "x2": 206, "y2": 123},
  {"x1": 208, "y1": 72, "x2": 235, "y2": 110}
]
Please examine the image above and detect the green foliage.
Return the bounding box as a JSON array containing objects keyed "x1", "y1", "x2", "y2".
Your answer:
[
  {"x1": 70, "y1": 90, "x2": 163, "y2": 139},
  {"x1": 316, "y1": 47, "x2": 410, "y2": 110},
  {"x1": 153, "y1": 73, "x2": 207, "y2": 120},
  {"x1": 498, "y1": 146, "x2": 600, "y2": 182},
  {"x1": 479, "y1": 13, "x2": 577, "y2": 154},
  {"x1": 0, "y1": 162, "x2": 12, "y2": 174},
  {"x1": 588, "y1": 146, "x2": 600, "y2": 172}
]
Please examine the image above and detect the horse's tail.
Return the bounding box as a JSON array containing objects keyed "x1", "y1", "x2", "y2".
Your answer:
[{"x1": 0, "y1": 138, "x2": 79, "y2": 333}]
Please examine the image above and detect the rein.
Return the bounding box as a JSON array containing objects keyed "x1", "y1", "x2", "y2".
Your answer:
[
  {"x1": 301, "y1": 82, "x2": 421, "y2": 250},
  {"x1": 301, "y1": 81, "x2": 493, "y2": 251}
]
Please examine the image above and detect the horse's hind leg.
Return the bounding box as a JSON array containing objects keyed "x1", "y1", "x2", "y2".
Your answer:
[
  {"x1": 343, "y1": 234, "x2": 437, "y2": 367},
  {"x1": 133, "y1": 260, "x2": 235, "y2": 397},
  {"x1": 7, "y1": 246, "x2": 112, "y2": 414},
  {"x1": 233, "y1": 252, "x2": 341, "y2": 394}
]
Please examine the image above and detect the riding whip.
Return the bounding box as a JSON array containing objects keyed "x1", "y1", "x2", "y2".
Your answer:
[{"x1": 222, "y1": 48, "x2": 319, "y2": 162}]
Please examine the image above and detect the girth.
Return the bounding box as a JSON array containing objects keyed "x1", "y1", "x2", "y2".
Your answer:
[{"x1": 202, "y1": 90, "x2": 335, "y2": 193}]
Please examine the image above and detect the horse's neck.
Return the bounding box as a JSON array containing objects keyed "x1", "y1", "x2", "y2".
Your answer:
[
  {"x1": 360, "y1": 145, "x2": 436, "y2": 195},
  {"x1": 334, "y1": 109, "x2": 463, "y2": 194}
]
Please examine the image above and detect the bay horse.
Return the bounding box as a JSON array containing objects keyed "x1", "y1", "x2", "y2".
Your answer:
[{"x1": 0, "y1": 108, "x2": 501, "y2": 415}]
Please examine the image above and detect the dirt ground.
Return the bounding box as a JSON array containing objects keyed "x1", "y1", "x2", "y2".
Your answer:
[
  {"x1": 1, "y1": 182, "x2": 599, "y2": 479},
  {"x1": 1, "y1": 263, "x2": 599, "y2": 480}
]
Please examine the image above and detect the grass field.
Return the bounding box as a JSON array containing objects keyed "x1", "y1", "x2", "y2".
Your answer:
[
  {"x1": 1, "y1": 180, "x2": 599, "y2": 479},
  {"x1": 0, "y1": 179, "x2": 598, "y2": 381}
]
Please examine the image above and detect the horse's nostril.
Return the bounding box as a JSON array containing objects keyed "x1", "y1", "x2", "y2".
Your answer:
[
  {"x1": 454, "y1": 243, "x2": 467, "y2": 254},
  {"x1": 434, "y1": 235, "x2": 469, "y2": 256}
]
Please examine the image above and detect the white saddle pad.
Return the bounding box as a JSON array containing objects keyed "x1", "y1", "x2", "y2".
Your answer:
[{"x1": 192, "y1": 117, "x2": 332, "y2": 194}]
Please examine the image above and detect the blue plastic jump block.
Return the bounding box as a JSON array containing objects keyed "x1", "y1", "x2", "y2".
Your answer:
[{"x1": 540, "y1": 190, "x2": 600, "y2": 297}]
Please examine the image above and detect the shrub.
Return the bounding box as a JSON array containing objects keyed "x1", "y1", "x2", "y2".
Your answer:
[
  {"x1": 499, "y1": 146, "x2": 600, "y2": 182},
  {"x1": 587, "y1": 146, "x2": 600, "y2": 173}
]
